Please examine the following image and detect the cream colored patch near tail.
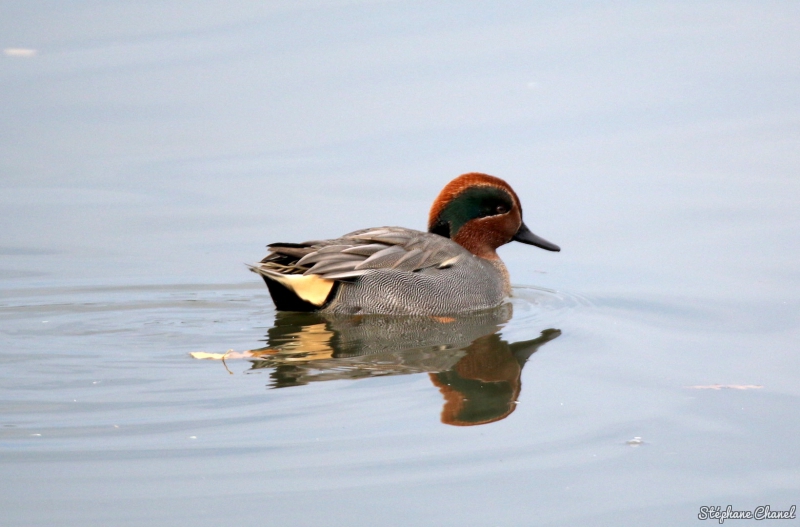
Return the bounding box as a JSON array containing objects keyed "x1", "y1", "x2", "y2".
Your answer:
[
  {"x1": 270, "y1": 272, "x2": 335, "y2": 306},
  {"x1": 250, "y1": 265, "x2": 336, "y2": 306}
]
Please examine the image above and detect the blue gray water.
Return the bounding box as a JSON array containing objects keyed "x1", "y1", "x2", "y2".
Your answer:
[{"x1": 2, "y1": 2, "x2": 799, "y2": 526}]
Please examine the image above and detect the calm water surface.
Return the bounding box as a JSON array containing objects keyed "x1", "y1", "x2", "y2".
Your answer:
[{"x1": 2, "y1": 2, "x2": 799, "y2": 526}]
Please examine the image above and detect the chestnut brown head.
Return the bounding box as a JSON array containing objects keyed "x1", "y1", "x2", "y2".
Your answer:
[{"x1": 428, "y1": 172, "x2": 560, "y2": 259}]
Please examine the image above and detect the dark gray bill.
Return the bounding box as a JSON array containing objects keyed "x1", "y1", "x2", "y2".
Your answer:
[{"x1": 513, "y1": 222, "x2": 561, "y2": 252}]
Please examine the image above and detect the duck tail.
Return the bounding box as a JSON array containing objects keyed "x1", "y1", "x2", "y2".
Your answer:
[{"x1": 249, "y1": 265, "x2": 337, "y2": 312}]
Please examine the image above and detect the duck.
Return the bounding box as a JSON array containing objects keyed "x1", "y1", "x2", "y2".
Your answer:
[{"x1": 250, "y1": 172, "x2": 560, "y2": 315}]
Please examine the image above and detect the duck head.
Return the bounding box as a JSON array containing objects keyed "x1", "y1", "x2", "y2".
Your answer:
[{"x1": 428, "y1": 172, "x2": 560, "y2": 260}]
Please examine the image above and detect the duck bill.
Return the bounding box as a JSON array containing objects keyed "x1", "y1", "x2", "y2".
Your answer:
[{"x1": 513, "y1": 222, "x2": 560, "y2": 252}]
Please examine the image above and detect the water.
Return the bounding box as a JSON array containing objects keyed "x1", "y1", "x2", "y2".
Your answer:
[{"x1": 2, "y1": 2, "x2": 799, "y2": 526}]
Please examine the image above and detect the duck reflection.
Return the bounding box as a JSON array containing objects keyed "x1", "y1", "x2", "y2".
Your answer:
[{"x1": 244, "y1": 304, "x2": 560, "y2": 426}]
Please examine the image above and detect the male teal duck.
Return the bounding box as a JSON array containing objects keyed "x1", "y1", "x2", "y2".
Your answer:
[{"x1": 250, "y1": 172, "x2": 560, "y2": 315}]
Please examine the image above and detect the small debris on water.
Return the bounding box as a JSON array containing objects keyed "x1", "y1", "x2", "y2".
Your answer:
[
  {"x1": 626, "y1": 436, "x2": 644, "y2": 447},
  {"x1": 191, "y1": 349, "x2": 250, "y2": 360},
  {"x1": 687, "y1": 384, "x2": 762, "y2": 390},
  {"x1": 4, "y1": 48, "x2": 37, "y2": 57}
]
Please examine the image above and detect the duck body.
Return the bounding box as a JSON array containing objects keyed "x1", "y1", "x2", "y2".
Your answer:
[
  {"x1": 251, "y1": 173, "x2": 560, "y2": 315},
  {"x1": 257, "y1": 227, "x2": 508, "y2": 315}
]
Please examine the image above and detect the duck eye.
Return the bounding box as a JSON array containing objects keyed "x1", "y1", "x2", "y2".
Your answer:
[{"x1": 495, "y1": 204, "x2": 509, "y2": 214}]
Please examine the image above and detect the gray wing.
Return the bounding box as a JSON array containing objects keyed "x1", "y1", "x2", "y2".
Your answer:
[{"x1": 254, "y1": 227, "x2": 468, "y2": 281}]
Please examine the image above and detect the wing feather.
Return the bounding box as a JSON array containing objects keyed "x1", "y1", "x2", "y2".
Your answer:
[
  {"x1": 254, "y1": 228, "x2": 467, "y2": 285},
  {"x1": 340, "y1": 243, "x2": 390, "y2": 256},
  {"x1": 305, "y1": 259, "x2": 360, "y2": 275},
  {"x1": 296, "y1": 252, "x2": 362, "y2": 267},
  {"x1": 354, "y1": 245, "x2": 407, "y2": 270}
]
